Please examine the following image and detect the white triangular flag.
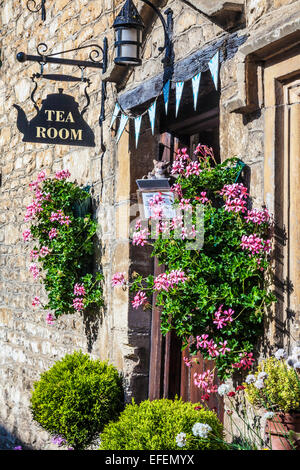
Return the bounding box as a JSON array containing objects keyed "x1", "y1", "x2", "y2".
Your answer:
[
  {"x1": 163, "y1": 80, "x2": 170, "y2": 115},
  {"x1": 208, "y1": 50, "x2": 219, "y2": 90},
  {"x1": 134, "y1": 115, "x2": 142, "y2": 148},
  {"x1": 175, "y1": 81, "x2": 185, "y2": 117},
  {"x1": 148, "y1": 101, "x2": 157, "y2": 135},
  {"x1": 110, "y1": 102, "x2": 120, "y2": 129},
  {"x1": 192, "y1": 72, "x2": 201, "y2": 110},
  {"x1": 116, "y1": 113, "x2": 129, "y2": 143}
]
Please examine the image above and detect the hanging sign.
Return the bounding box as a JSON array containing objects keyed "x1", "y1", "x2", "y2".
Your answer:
[
  {"x1": 141, "y1": 191, "x2": 175, "y2": 219},
  {"x1": 14, "y1": 89, "x2": 95, "y2": 147}
]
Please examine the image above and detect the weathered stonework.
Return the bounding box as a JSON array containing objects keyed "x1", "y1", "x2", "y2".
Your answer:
[{"x1": 0, "y1": 0, "x2": 299, "y2": 450}]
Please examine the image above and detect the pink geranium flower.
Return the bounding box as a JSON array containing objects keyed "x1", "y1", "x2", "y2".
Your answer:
[
  {"x1": 55, "y1": 170, "x2": 71, "y2": 180},
  {"x1": 132, "y1": 291, "x2": 148, "y2": 309},
  {"x1": 23, "y1": 229, "x2": 32, "y2": 242},
  {"x1": 40, "y1": 246, "x2": 50, "y2": 257},
  {"x1": 32, "y1": 296, "x2": 41, "y2": 307},
  {"x1": 49, "y1": 228, "x2": 58, "y2": 239},
  {"x1": 73, "y1": 297, "x2": 84, "y2": 312},
  {"x1": 111, "y1": 272, "x2": 127, "y2": 287},
  {"x1": 74, "y1": 283, "x2": 86, "y2": 296},
  {"x1": 219, "y1": 340, "x2": 231, "y2": 355},
  {"x1": 132, "y1": 228, "x2": 149, "y2": 247},
  {"x1": 29, "y1": 263, "x2": 40, "y2": 279},
  {"x1": 46, "y1": 313, "x2": 55, "y2": 325}
]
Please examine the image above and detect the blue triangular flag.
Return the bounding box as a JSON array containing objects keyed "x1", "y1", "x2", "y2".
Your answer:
[
  {"x1": 116, "y1": 113, "x2": 129, "y2": 143},
  {"x1": 163, "y1": 80, "x2": 170, "y2": 115},
  {"x1": 175, "y1": 81, "x2": 185, "y2": 117},
  {"x1": 134, "y1": 115, "x2": 142, "y2": 148},
  {"x1": 148, "y1": 101, "x2": 157, "y2": 135},
  {"x1": 208, "y1": 50, "x2": 219, "y2": 90},
  {"x1": 110, "y1": 102, "x2": 120, "y2": 129},
  {"x1": 192, "y1": 73, "x2": 201, "y2": 110}
]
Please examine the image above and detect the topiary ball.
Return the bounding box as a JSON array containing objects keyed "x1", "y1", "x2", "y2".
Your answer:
[
  {"x1": 30, "y1": 351, "x2": 124, "y2": 450},
  {"x1": 99, "y1": 398, "x2": 225, "y2": 450}
]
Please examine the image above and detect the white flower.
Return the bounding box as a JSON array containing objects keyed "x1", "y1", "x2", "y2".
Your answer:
[
  {"x1": 175, "y1": 432, "x2": 187, "y2": 448},
  {"x1": 263, "y1": 411, "x2": 275, "y2": 420},
  {"x1": 274, "y1": 348, "x2": 287, "y2": 360},
  {"x1": 257, "y1": 372, "x2": 268, "y2": 381},
  {"x1": 192, "y1": 422, "x2": 212, "y2": 439},
  {"x1": 292, "y1": 346, "x2": 300, "y2": 358},
  {"x1": 245, "y1": 374, "x2": 256, "y2": 384},
  {"x1": 217, "y1": 384, "x2": 231, "y2": 396},
  {"x1": 254, "y1": 379, "x2": 265, "y2": 390},
  {"x1": 293, "y1": 362, "x2": 300, "y2": 370}
]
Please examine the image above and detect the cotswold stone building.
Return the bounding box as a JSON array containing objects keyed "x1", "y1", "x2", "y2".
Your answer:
[{"x1": 0, "y1": 0, "x2": 299, "y2": 449}]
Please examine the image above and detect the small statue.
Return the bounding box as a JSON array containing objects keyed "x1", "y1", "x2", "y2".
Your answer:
[{"x1": 144, "y1": 159, "x2": 170, "y2": 180}]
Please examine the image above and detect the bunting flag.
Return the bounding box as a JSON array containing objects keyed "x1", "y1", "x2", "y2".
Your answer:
[
  {"x1": 116, "y1": 113, "x2": 129, "y2": 143},
  {"x1": 208, "y1": 50, "x2": 219, "y2": 90},
  {"x1": 148, "y1": 101, "x2": 157, "y2": 135},
  {"x1": 163, "y1": 80, "x2": 170, "y2": 115},
  {"x1": 110, "y1": 102, "x2": 120, "y2": 129},
  {"x1": 192, "y1": 72, "x2": 201, "y2": 111},
  {"x1": 134, "y1": 115, "x2": 142, "y2": 148},
  {"x1": 113, "y1": 47, "x2": 221, "y2": 145},
  {"x1": 175, "y1": 81, "x2": 185, "y2": 117}
]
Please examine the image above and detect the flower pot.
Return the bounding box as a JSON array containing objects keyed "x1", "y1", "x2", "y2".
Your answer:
[{"x1": 265, "y1": 412, "x2": 300, "y2": 450}]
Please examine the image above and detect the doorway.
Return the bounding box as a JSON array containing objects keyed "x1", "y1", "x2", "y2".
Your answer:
[{"x1": 148, "y1": 80, "x2": 224, "y2": 421}]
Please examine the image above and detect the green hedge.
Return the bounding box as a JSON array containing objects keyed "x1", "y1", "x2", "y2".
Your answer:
[
  {"x1": 30, "y1": 351, "x2": 124, "y2": 449},
  {"x1": 99, "y1": 398, "x2": 225, "y2": 450}
]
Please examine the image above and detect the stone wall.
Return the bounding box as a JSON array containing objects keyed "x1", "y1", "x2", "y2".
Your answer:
[
  {"x1": 0, "y1": 0, "x2": 130, "y2": 450},
  {"x1": 0, "y1": 0, "x2": 299, "y2": 450}
]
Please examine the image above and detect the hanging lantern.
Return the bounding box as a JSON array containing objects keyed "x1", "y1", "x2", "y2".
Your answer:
[{"x1": 113, "y1": 0, "x2": 145, "y2": 66}]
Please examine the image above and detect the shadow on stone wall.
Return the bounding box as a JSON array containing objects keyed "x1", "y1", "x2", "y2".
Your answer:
[
  {"x1": 81, "y1": 192, "x2": 104, "y2": 353},
  {"x1": 0, "y1": 424, "x2": 33, "y2": 450}
]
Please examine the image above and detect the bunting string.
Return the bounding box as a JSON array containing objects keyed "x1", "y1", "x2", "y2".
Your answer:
[{"x1": 110, "y1": 50, "x2": 220, "y2": 147}]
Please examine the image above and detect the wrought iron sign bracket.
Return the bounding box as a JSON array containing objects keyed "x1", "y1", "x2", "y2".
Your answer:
[
  {"x1": 141, "y1": 2, "x2": 174, "y2": 66},
  {"x1": 26, "y1": 0, "x2": 47, "y2": 22},
  {"x1": 16, "y1": 40, "x2": 108, "y2": 125},
  {"x1": 16, "y1": 41, "x2": 108, "y2": 71}
]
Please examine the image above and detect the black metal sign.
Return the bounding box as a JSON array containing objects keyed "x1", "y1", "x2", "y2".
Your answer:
[{"x1": 14, "y1": 89, "x2": 95, "y2": 147}]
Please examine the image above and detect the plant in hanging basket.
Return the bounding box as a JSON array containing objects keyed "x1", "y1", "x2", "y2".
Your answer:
[
  {"x1": 23, "y1": 169, "x2": 104, "y2": 323},
  {"x1": 112, "y1": 144, "x2": 276, "y2": 394},
  {"x1": 244, "y1": 349, "x2": 300, "y2": 450}
]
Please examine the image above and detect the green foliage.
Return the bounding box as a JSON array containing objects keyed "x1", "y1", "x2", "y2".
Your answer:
[
  {"x1": 130, "y1": 146, "x2": 276, "y2": 381},
  {"x1": 25, "y1": 172, "x2": 104, "y2": 318},
  {"x1": 244, "y1": 357, "x2": 300, "y2": 413},
  {"x1": 99, "y1": 398, "x2": 225, "y2": 450},
  {"x1": 30, "y1": 351, "x2": 124, "y2": 450}
]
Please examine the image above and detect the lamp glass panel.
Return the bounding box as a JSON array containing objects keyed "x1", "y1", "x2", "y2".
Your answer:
[{"x1": 121, "y1": 28, "x2": 138, "y2": 42}]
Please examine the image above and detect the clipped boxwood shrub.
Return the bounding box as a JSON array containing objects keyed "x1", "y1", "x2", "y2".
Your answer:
[
  {"x1": 99, "y1": 398, "x2": 225, "y2": 450},
  {"x1": 30, "y1": 351, "x2": 124, "y2": 450}
]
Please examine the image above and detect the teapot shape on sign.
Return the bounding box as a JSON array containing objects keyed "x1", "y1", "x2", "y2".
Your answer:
[{"x1": 14, "y1": 89, "x2": 95, "y2": 147}]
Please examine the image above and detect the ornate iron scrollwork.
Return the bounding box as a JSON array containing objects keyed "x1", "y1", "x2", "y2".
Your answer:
[
  {"x1": 17, "y1": 39, "x2": 108, "y2": 125},
  {"x1": 26, "y1": 0, "x2": 47, "y2": 21}
]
